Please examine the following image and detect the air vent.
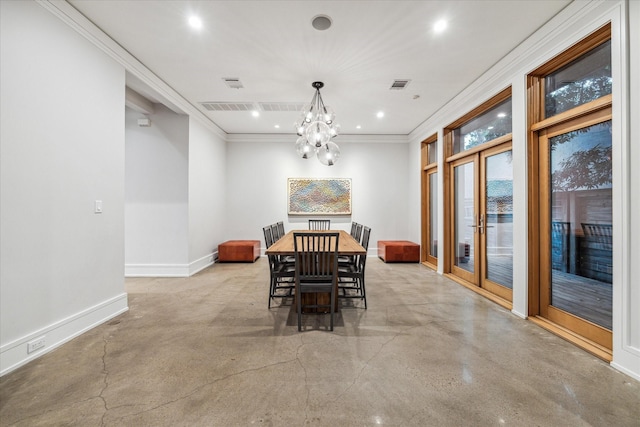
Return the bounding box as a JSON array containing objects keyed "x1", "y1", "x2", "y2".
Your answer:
[
  {"x1": 222, "y1": 78, "x2": 244, "y2": 89},
  {"x1": 258, "y1": 102, "x2": 306, "y2": 112},
  {"x1": 390, "y1": 79, "x2": 411, "y2": 90},
  {"x1": 200, "y1": 102, "x2": 257, "y2": 111}
]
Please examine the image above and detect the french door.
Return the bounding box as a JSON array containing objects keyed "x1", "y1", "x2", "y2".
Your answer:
[
  {"x1": 450, "y1": 142, "x2": 513, "y2": 302},
  {"x1": 538, "y1": 112, "x2": 612, "y2": 349}
]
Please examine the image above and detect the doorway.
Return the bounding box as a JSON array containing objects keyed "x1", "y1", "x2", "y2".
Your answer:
[{"x1": 450, "y1": 142, "x2": 513, "y2": 302}]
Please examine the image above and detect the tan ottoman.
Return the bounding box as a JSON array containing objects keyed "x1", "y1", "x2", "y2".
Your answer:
[
  {"x1": 378, "y1": 240, "x2": 420, "y2": 263},
  {"x1": 218, "y1": 240, "x2": 260, "y2": 262}
]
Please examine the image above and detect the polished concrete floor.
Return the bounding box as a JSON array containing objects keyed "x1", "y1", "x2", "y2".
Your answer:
[{"x1": 1, "y1": 258, "x2": 638, "y2": 426}]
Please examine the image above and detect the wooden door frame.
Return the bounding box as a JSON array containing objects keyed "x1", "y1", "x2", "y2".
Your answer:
[
  {"x1": 420, "y1": 134, "x2": 438, "y2": 268},
  {"x1": 449, "y1": 155, "x2": 480, "y2": 285},
  {"x1": 536, "y1": 109, "x2": 612, "y2": 350}
]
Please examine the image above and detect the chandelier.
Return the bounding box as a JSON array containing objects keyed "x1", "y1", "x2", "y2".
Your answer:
[{"x1": 294, "y1": 81, "x2": 341, "y2": 166}]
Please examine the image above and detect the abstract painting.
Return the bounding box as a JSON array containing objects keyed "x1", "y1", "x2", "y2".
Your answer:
[{"x1": 287, "y1": 178, "x2": 352, "y2": 215}]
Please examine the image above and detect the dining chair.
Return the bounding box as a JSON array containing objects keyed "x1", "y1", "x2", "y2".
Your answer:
[
  {"x1": 338, "y1": 226, "x2": 371, "y2": 309},
  {"x1": 293, "y1": 231, "x2": 340, "y2": 331},
  {"x1": 276, "y1": 221, "x2": 285, "y2": 239},
  {"x1": 308, "y1": 219, "x2": 331, "y2": 230},
  {"x1": 264, "y1": 225, "x2": 295, "y2": 308}
]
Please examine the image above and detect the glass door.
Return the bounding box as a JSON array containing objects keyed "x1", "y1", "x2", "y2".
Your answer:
[
  {"x1": 480, "y1": 145, "x2": 513, "y2": 300},
  {"x1": 450, "y1": 143, "x2": 513, "y2": 302},
  {"x1": 539, "y1": 117, "x2": 612, "y2": 349},
  {"x1": 451, "y1": 157, "x2": 478, "y2": 284}
]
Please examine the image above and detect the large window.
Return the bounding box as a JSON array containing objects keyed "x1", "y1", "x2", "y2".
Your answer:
[
  {"x1": 444, "y1": 88, "x2": 514, "y2": 306},
  {"x1": 528, "y1": 24, "x2": 612, "y2": 357},
  {"x1": 421, "y1": 135, "x2": 438, "y2": 267}
]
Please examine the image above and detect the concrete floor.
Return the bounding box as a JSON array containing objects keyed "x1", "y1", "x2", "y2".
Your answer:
[{"x1": 1, "y1": 258, "x2": 638, "y2": 426}]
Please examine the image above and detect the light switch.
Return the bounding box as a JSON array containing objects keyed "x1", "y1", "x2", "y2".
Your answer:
[{"x1": 95, "y1": 200, "x2": 103, "y2": 214}]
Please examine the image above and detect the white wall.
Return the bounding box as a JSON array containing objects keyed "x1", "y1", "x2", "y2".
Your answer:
[
  {"x1": 225, "y1": 137, "x2": 409, "y2": 254},
  {"x1": 0, "y1": 0, "x2": 128, "y2": 375},
  {"x1": 407, "y1": 0, "x2": 640, "y2": 380},
  {"x1": 188, "y1": 117, "x2": 227, "y2": 274},
  {"x1": 611, "y1": 0, "x2": 640, "y2": 380},
  {"x1": 124, "y1": 106, "x2": 190, "y2": 276}
]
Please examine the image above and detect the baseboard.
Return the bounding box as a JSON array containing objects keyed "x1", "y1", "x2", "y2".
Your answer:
[
  {"x1": 610, "y1": 361, "x2": 640, "y2": 382},
  {"x1": 125, "y1": 263, "x2": 190, "y2": 277},
  {"x1": 125, "y1": 253, "x2": 216, "y2": 277},
  {"x1": 189, "y1": 252, "x2": 215, "y2": 276},
  {"x1": 0, "y1": 293, "x2": 128, "y2": 376}
]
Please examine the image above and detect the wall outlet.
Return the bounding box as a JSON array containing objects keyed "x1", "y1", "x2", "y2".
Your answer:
[{"x1": 27, "y1": 336, "x2": 46, "y2": 354}]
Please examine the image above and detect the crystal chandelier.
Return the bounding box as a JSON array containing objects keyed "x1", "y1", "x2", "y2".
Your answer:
[{"x1": 294, "y1": 81, "x2": 341, "y2": 166}]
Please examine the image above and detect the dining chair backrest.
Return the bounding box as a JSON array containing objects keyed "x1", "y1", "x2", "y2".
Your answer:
[
  {"x1": 277, "y1": 221, "x2": 285, "y2": 239},
  {"x1": 294, "y1": 232, "x2": 339, "y2": 279},
  {"x1": 350, "y1": 222, "x2": 359, "y2": 238},
  {"x1": 263, "y1": 225, "x2": 274, "y2": 248},
  {"x1": 361, "y1": 226, "x2": 371, "y2": 252},
  {"x1": 354, "y1": 223, "x2": 363, "y2": 243},
  {"x1": 271, "y1": 223, "x2": 281, "y2": 241},
  {"x1": 309, "y1": 219, "x2": 331, "y2": 230}
]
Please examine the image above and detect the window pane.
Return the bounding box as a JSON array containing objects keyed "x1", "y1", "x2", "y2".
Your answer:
[
  {"x1": 429, "y1": 172, "x2": 438, "y2": 258},
  {"x1": 453, "y1": 98, "x2": 512, "y2": 154},
  {"x1": 485, "y1": 151, "x2": 513, "y2": 289},
  {"x1": 545, "y1": 40, "x2": 611, "y2": 117},
  {"x1": 549, "y1": 120, "x2": 612, "y2": 330},
  {"x1": 428, "y1": 142, "x2": 437, "y2": 164},
  {"x1": 454, "y1": 163, "x2": 474, "y2": 272}
]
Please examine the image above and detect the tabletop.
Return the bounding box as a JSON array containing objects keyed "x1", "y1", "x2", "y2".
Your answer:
[{"x1": 265, "y1": 229, "x2": 366, "y2": 256}]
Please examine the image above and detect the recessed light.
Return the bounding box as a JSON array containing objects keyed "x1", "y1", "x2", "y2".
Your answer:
[
  {"x1": 376, "y1": 111, "x2": 384, "y2": 118},
  {"x1": 433, "y1": 19, "x2": 447, "y2": 33},
  {"x1": 274, "y1": 124, "x2": 280, "y2": 129},
  {"x1": 188, "y1": 16, "x2": 203, "y2": 30},
  {"x1": 251, "y1": 111, "x2": 259, "y2": 117},
  {"x1": 497, "y1": 112, "x2": 506, "y2": 118},
  {"x1": 312, "y1": 15, "x2": 332, "y2": 31},
  {"x1": 356, "y1": 125, "x2": 362, "y2": 129}
]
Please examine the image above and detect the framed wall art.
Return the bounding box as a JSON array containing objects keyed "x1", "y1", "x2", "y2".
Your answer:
[{"x1": 287, "y1": 178, "x2": 352, "y2": 216}]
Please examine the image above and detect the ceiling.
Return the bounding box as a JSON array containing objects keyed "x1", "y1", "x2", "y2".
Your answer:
[{"x1": 67, "y1": 0, "x2": 572, "y2": 136}]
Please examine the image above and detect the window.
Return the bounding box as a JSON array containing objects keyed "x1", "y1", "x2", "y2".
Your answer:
[
  {"x1": 421, "y1": 135, "x2": 438, "y2": 267},
  {"x1": 528, "y1": 24, "x2": 613, "y2": 357},
  {"x1": 452, "y1": 98, "x2": 512, "y2": 154},
  {"x1": 545, "y1": 40, "x2": 611, "y2": 117}
]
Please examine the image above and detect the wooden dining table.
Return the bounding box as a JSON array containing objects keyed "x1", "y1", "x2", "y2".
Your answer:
[{"x1": 265, "y1": 229, "x2": 366, "y2": 312}]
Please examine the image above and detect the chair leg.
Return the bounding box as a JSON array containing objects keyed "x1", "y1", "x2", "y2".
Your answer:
[
  {"x1": 268, "y1": 276, "x2": 276, "y2": 309},
  {"x1": 360, "y1": 276, "x2": 367, "y2": 309},
  {"x1": 330, "y1": 289, "x2": 335, "y2": 331},
  {"x1": 297, "y1": 289, "x2": 302, "y2": 332}
]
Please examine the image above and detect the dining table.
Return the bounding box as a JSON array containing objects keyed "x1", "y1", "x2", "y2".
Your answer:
[{"x1": 265, "y1": 229, "x2": 366, "y2": 312}]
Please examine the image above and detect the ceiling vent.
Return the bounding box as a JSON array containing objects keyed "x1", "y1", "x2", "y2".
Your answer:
[
  {"x1": 390, "y1": 79, "x2": 411, "y2": 90},
  {"x1": 258, "y1": 102, "x2": 307, "y2": 112},
  {"x1": 200, "y1": 102, "x2": 257, "y2": 111},
  {"x1": 222, "y1": 78, "x2": 244, "y2": 89}
]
